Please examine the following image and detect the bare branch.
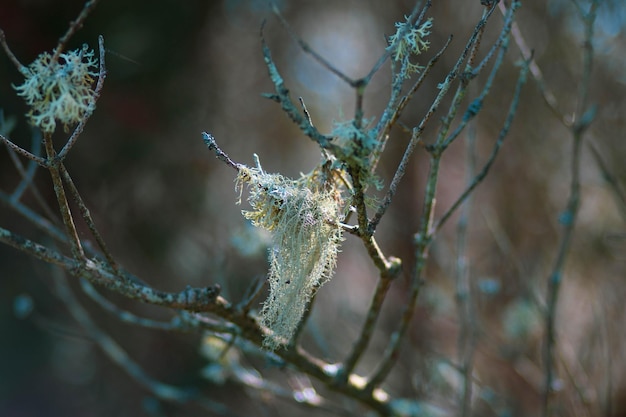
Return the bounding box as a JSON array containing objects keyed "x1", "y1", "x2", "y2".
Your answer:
[
  {"x1": 0, "y1": 28, "x2": 25, "y2": 71},
  {"x1": 435, "y1": 58, "x2": 529, "y2": 232},
  {"x1": 202, "y1": 132, "x2": 241, "y2": 171},
  {"x1": 271, "y1": 5, "x2": 356, "y2": 87},
  {"x1": 542, "y1": 2, "x2": 600, "y2": 414},
  {"x1": 53, "y1": 270, "x2": 241, "y2": 417},
  {"x1": 42, "y1": 131, "x2": 85, "y2": 259},
  {"x1": 0, "y1": 133, "x2": 47, "y2": 167}
]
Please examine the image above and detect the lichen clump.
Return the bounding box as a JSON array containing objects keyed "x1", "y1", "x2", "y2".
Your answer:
[
  {"x1": 387, "y1": 16, "x2": 433, "y2": 77},
  {"x1": 13, "y1": 44, "x2": 98, "y2": 133},
  {"x1": 330, "y1": 118, "x2": 378, "y2": 169},
  {"x1": 236, "y1": 158, "x2": 343, "y2": 350}
]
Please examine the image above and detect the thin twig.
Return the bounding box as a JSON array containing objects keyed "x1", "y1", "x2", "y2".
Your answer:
[
  {"x1": 0, "y1": 226, "x2": 223, "y2": 309},
  {"x1": 434, "y1": 4, "x2": 499, "y2": 150},
  {"x1": 0, "y1": 28, "x2": 25, "y2": 71},
  {"x1": 59, "y1": 164, "x2": 119, "y2": 273},
  {"x1": 366, "y1": 2, "x2": 503, "y2": 390},
  {"x1": 442, "y1": 0, "x2": 503, "y2": 138},
  {"x1": 366, "y1": 140, "x2": 441, "y2": 392},
  {"x1": 372, "y1": 35, "x2": 453, "y2": 169},
  {"x1": 442, "y1": 3, "x2": 518, "y2": 151},
  {"x1": 51, "y1": 0, "x2": 102, "y2": 63},
  {"x1": 471, "y1": 0, "x2": 519, "y2": 79},
  {"x1": 364, "y1": 1, "x2": 431, "y2": 84},
  {"x1": 58, "y1": 35, "x2": 108, "y2": 160},
  {"x1": 0, "y1": 187, "x2": 146, "y2": 286},
  {"x1": 481, "y1": 208, "x2": 545, "y2": 312},
  {"x1": 80, "y1": 279, "x2": 193, "y2": 332},
  {"x1": 5, "y1": 130, "x2": 60, "y2": 222},
  {"x1": 298, "y1": 97, "x2": 313, "y2": 127},
  {"x1": 6, "y1": 138, "x2": 40, "y2": 203},
  {"x1": 271, "y1": 5, "x2": 356, "y2": 87},
  {"x1": 0, "y1": 133, "x2": 47, "y2": 167},
  {"x1": 336, "y1": 272, "x2": 395, "y2": 384},
  {"x1": 259, "y1": 28, "x2": 339, "y2": 154},
  {"x1": 498, "y1": 1, "x2": 567, "y2": 125},
  {"x1": 588, "y1": 142, "x2": 626, "y2": 222},
  {"x1": 0, "y1": 224, "x2": 393, "y2": 415},
  {"x1": 369, "y1": 2, "x2": 499, "y2": 235},
  {"x1": 435, "y1": 59, "x2": 529, "y2": 232},
  {"x1": 370, "y1": 1, "x2": 434, "y2": 167},
  {"x1": 235, "y1": 275, "x2": 267, "y2": 315},
  {"x1": 202, "y1": 132, "x2": 241, "y2": 170},
  {"x1": 542, "y1": 2, "x2": 599, "y2": 415},
  {"x1": 52, "y1": 269, "x2": 242, "y2": 417},
  {"x1": 42, "y1": 132, "x2": 85, "y2": 260},
  {"x1": 456, "y1": 124, "x2": 477, "y2": 417},
  {"x1": 0, "y1": 196, "x2": 67, "y2": 241}
]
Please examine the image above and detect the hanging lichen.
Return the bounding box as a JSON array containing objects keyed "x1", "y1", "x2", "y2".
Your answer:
[{"x1": 235, "y1": 156, "x2": 343, "y2": 350}]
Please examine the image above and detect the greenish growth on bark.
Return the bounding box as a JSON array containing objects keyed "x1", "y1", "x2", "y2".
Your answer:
[
  {"x1": 13, "y1": 45, "x2": 98, "y2": 133},
  {"x1": 236, "y1": 157, "x2": 344, "y2": 350}
]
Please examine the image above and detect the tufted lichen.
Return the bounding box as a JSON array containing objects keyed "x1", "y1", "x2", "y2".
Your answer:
[
  {"x1": 13, "y1": 44, "x2": 98, "y2": 133},
  {"x1": 235, "y1": 156, "x2": 343, "y2": 350},
  {"x1": 387, "y1": 16, "x2": 433, "y2": 78}
]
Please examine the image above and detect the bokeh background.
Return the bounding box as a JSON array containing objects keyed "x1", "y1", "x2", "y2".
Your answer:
[{"x1": 1, "y1": 0, "x2": 626, "y2": 416}]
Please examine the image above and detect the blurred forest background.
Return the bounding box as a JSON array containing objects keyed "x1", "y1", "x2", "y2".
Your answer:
[{"x1": 1, "y1": 0, "x2": 626, "y2": 416}]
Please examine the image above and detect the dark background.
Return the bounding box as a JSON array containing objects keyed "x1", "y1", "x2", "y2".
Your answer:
[{"x1": 1, "y1": 0, "x2": 626, "y2": 416}]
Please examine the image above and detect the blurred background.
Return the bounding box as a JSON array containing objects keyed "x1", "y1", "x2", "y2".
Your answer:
[{"x1": 1, "y1": 0, "x2": 626, "y2": 416}]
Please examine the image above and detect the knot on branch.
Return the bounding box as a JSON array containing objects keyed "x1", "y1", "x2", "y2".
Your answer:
[
  {"x1": 383, "y1": 256, "x2": 403, "y2": 280},
  {"x1": 177, "y1": 285, "x2": 222, "y2": 310}
]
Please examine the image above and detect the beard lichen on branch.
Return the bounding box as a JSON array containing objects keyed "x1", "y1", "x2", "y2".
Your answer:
[{"x1": 235, "y1": 157, "x2": 344, "y2": 351}]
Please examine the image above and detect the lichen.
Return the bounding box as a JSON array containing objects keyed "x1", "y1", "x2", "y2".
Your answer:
[
  {"x1": 13, "y1": 44, "x2": 98, "y2": 133},
  {"x1": 235, "y1": 157, "x2": 343, "y2": 350},
  {"x1": 330, "y1": 118, "x2": 378, "y2": 167},
  {"x1": 387, "y1": 16, "x2": 433, "y2": 78}
]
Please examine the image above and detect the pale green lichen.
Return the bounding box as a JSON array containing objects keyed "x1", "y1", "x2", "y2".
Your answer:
[
  {"x1": 13, "y1": 44, "x2": 98, "y2": 133},
  {"x1": 387, "y1": 16, "x2": 433, "y2": 78},
  {"x1": 235, "y1": 157, "x2": 343, "y2": 350},
  {"x1": 330, "y1": 118, "x2": 383, "y2": 197},
  {"x1": 330, "y1": 118, "x2": 378, "y2": 165}
]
